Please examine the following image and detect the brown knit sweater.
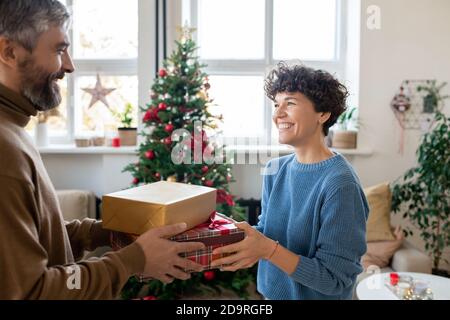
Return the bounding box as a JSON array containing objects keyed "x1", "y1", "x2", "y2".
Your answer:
[{"x1": 0, "y1": 83, "x2": 145, "y2": 299}]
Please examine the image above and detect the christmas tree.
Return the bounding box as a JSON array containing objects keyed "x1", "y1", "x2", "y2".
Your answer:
[{"x1": 121, "y1": 28, "x2": 256, "y2": 300}]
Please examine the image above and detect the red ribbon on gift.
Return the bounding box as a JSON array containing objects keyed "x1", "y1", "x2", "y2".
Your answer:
[{"x1": 198, "y1": 211, "x2": 232, "y2": 235}]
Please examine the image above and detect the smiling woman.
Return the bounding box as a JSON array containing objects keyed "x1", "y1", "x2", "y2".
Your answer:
[{"x1": 210, "y1": 62, "x2": 369, "y2": 300}]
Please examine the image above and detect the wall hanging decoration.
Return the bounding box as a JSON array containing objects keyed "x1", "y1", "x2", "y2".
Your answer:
[
  {"x1": 390, "y1": 80, "x2": 448, "y2": 154},
  {"x1": 390, "y1": 84, "x2": 411, "y2": 154}
]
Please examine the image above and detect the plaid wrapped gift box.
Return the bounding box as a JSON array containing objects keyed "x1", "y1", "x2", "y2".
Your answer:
[
  {"x1": 110, "y1": 212, "x2": 245, "y2": 273},
  {"x1": 172, "y1": 212, "x2": 245, "y2": 272}
]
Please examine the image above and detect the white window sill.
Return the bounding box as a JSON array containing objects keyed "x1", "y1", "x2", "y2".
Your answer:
[
  {"x1": 38, "y1": 144, "x2": 373, "y2": 156},
  {"x1": 38, "y1": 145, "x2": 138, "y2": 155}
]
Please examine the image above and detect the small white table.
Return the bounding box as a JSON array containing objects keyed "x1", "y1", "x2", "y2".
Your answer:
[{"x1": 356, "y1": 272, "x2": 450, "y2": 300}]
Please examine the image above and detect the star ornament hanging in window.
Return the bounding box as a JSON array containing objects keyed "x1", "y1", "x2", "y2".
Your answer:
[{"x1": 82, "y1": 74, "x2": 116, "y2": 109}]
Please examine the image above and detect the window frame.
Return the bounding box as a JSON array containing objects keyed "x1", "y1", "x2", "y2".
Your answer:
[
  {"x1": 50, "y1": 0, "x2": 140, "y2": 144},
  {"x1": 184, "y1": 0, "x2": 348, "y2": 143}
]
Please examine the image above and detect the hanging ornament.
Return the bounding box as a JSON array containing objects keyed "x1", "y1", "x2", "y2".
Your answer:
[
  {"x1": 165, "y1": 123, "x2": 175, "y2": 133},
  {"x1": 391, "y1": 86, "x2": 411, "y2": 113},
  {"x1": 150, "y1": 91, "x2": 158, "y2": 100},
  {"x1": 203, "y1": 271, "x2": 215, "y2": 281},
  {"x1": 197, "y1": 91, "x2": 208, "y2": 101},
  {"x1": 204, "y1": 76, "x2": 211, "y2": 90},
  {"x1": 164, "y1": 137, "x2": 172, "y2": 145},
  {"x1": 82, "y1": 74, "x2": 116, "y2": 109},
  {"x1": 201, "y1": 165, "x2": 209, "y2": 174},
  {"x1": 145, "y1": 150, "x2": 155, "y2": 160},
  {"x1": 159, "y1": 69, "x2": 168, "y2": 77},
  {"x1": 391, "y1": 86, "x2": 411, "y2": 154},
  {"x1": 132, "y1": 177, "x2": 139, "y2": 185},
  {"x1": 158, "y1": 102, "x2": 168, "y2": 111},
  {"x1": 204, "y1": 180, "x2": 214, "y2": 187},
  {"x1": 154, "y1": 172, "x2": 161, "y2": 179}
]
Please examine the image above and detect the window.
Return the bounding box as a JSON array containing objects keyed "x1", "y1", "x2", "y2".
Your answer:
[
  {"x1": 28, "y1": 0, "x2": 139, "y2": 143},
  {"x1": 183, "y1": 0, "x2": 346, "y2": 142},
  {"x1": 70, "y1": 0, "x2": 138, "y2": 141}
]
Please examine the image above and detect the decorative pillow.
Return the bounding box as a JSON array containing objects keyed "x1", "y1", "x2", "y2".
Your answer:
[
  {"x1": 362, "y1": 226, "x2": 404, "y2": 270},
  {"x1": 364, "y1": 182, "x2": 396, "y2": 242}
]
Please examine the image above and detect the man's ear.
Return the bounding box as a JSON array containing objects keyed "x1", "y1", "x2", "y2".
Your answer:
[{"x1": 0, "y1": 37, "x2": 18, "y2": 67}]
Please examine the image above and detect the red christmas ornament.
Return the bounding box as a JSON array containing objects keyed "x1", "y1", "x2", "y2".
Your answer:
[
  {"x1": 158, "y1": 102, "x2": 167, "y2": 111},
  {"x1": 132, "y1": 177, "x2": 139, "y2": 185},
  {"x1": 145, "y1": 150, "x2": 155, "y2": 160},
  {"x1": 201, "y1": 165, "x2": 209, "y2": 174},
  {"x1": 154, "y1": 172, "x2": 161, "y2": 179},
  {"x1": 164, "y1": 137, "x2": 172, "y2": 145},
  {"x1": 203, "y1": 271, "x2": 215, "y2": 281},
  {"x1": 142, "y1": 295, "x2": 157, "y2": 300},
  {"x1": 165, "y1": 123, "x2": 174, "y2": 133},
  {"x1": 159, "y1": 69, "x2": 167, "y2": 77},
  {"x1": 205, "y1": 180, "x2": 214, "y2": 187}
]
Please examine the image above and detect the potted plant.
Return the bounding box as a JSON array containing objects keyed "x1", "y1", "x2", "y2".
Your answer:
[
  {"x1": 331, "y1": 106, "x2": 358, "y2": 149},
  {"x1": 391, "y1": 111, "x2": 450, "y2": 277},
  {"x1": 112, "y1": 103, "x2": 137, "y2": 146},
  {"x1": 417, "y1": 80, "x2": 449, "y2": 114}
]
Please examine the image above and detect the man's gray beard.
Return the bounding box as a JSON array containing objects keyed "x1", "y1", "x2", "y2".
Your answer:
[{"x1": 18, "y1": 57, "x2": 63, "y2": 112}]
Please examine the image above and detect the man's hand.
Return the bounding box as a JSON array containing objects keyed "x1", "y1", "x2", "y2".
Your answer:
[
  {"x1": 210, "y1": 222, "x2": 276, "y2": 272},
  {"x1": 135, "y1": 223, "x2": 205, "y2": 283}
]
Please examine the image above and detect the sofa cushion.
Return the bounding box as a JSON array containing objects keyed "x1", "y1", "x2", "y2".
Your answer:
[
  {"x1": 362, "y1": 226, "x2": 404, "y2": 270},
  {"x1": 56, "y1": 190, "x2": 97, "y2": 221},
  {"x1": 364, "y1": 183, "x2": 396, "y2": 242}
]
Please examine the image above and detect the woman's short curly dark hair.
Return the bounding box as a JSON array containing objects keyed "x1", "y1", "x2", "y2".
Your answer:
[{"x1": 265, "y1": 62, "x2": 349, "y2": 136}]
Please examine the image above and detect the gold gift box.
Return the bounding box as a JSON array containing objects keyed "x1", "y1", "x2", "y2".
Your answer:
[{"x1": 102, "y1": 181, "x2": 217, "y2": 235}]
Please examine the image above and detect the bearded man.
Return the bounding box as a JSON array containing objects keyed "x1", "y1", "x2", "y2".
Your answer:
[{"x1": 0, "y1": 0, "x2": 204, "y2": 299}]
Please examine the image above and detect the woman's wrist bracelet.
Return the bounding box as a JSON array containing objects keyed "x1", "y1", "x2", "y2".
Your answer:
[{"x1": 267, "y1": 240, "x2": 279, "y2": 260}]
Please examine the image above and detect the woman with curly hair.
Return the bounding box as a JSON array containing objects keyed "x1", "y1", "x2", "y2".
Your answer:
[{"x1": 211, "y1": 62, "x2": 369, "y2": 300}]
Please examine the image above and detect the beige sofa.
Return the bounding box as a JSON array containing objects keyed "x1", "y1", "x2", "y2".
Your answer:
[
  {"x1": 356, "y1": 240, "x2": 432, "y2": 282},
  {"x1": 57, "y1": 189, "x2": 97, "y2": 221}
]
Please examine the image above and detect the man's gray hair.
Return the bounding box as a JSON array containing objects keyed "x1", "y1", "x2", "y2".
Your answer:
[{"x1": 0, "y1": 0, "x2": 70, "y2": 52}]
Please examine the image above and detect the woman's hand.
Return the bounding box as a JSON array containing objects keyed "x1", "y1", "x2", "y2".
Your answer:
[{"x1": 210, "y1": 222, "x2": 277, "y2": 272}]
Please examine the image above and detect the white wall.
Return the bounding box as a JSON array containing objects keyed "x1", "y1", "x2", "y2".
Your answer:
[
  {"x1": 354, "y1": 0, "x2": 450, "y2": 188},
  {"x1": 354, "y1": 0, "x2": 450, "y2": 271},
  {"x1": 42, "y1": 0, "x2": 450, "y2": 271}
]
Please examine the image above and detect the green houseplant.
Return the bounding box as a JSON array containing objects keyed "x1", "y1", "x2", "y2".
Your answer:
[
  {"x1": 112, "y1": 103, "x2": 137, "y2": 146},
  {"x1": 391, "y1": 111, "x2": 450, "y2": 276},
  {"x1": 331, "y1": 106, "x2": 359, "y2": 149}
]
